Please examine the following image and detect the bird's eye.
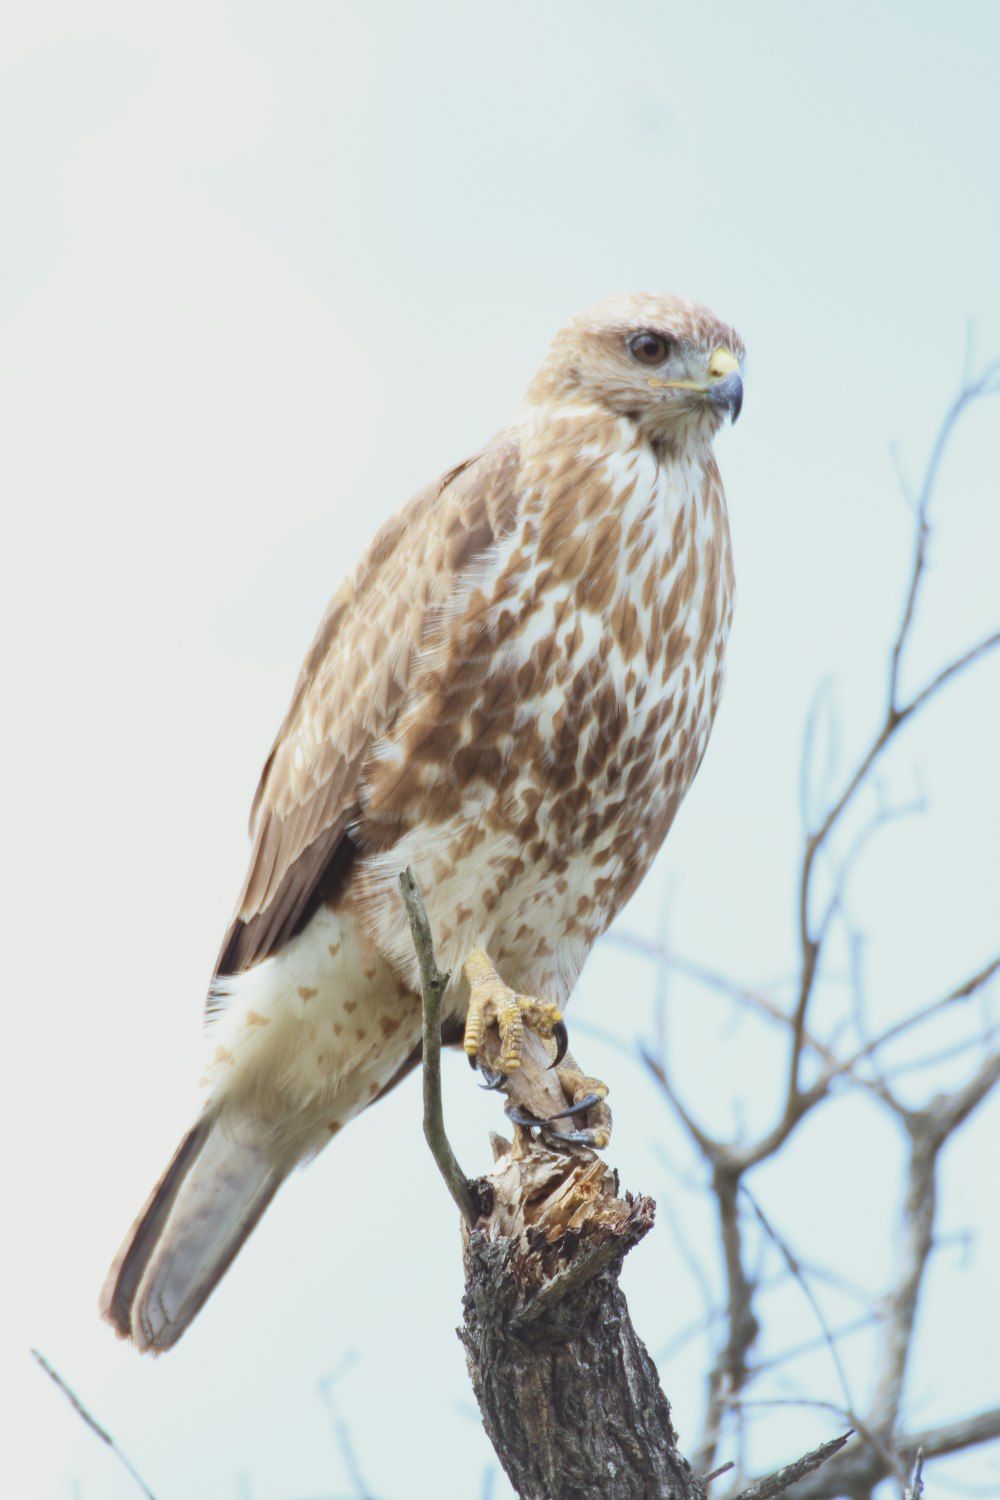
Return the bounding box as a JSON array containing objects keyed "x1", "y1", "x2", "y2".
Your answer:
[{"x1": 628, "y1": 331, "x2": 672, "y2": 366}]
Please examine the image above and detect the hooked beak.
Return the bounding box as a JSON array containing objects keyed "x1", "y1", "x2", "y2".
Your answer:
[
  {"x1": 706, "y1": 347, "x2": 744, "y2": 423},
  {"x1": 648, "y1": 345, "x2": 744, "y2": 423},
  {"x1": 708, "y1": 368, "x2": 744, "y2": 423}
]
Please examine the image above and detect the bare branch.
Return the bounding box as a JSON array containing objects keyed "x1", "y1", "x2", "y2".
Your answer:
[
  {"x1": 656, "y1": 1178, "x2": 719, "y2": 1325},
  {"x1": 398, "y1": 868, "x2": 479, "y2": 1226},
  {"x1": 799, "y1": 678, "x2": 836, "y2": 831},
  {"x1": 728, "y1": 1430, "x2": 854, "y2": 1500},
  {"x1": 624, "y1": 934, "x2": 999, "y2": 1107},
  {"x1": 611, "y1": 934, "x2": 814, "y2": 1058},
  {"x1": 787, "y1": 354, "x2": 1000, "y2": 1105},
  {"x1": 32, "y1": 1349, "x2": 157, "y2": 1500},
  {"x1": 623, "y1": 355, "x2": 1000, "y2": 1500},
  {"x1": 741, "y1": 1195, "x2": 906, "y2": 1488},
  {"x1": 748, "y1": 1313, "x2": 875, "y2": 1378},
  {"x1": 702, "y1": 1459, "x2": 736, "y2": 1484},
  {"x1": 868, "y1": 1050, "x2": 1000, "y2": 1438},
  {"x1": 785, "y1": 1406, "x2": 1000, "y2": 1499},
  {"x1": 890, "y1": 355, "x2": 1000, "y2": 714},
  {"x1": 887, "y1": 1027, "x2": 1000, "y2": 1081},
  {"x1": 742, "y1": 1192, "x2": 856, "y2": 1422},
  {"x1": 787, "y1": 641, "x2": 1000, "y2": 1103},
  {"x1": 718, "y1": 1168, "x2": 760, "y2": 1414},
  {"x1": 867, "y1": 1120, "x2": 937, "y2": 1436},
  {"x1": 689, "y1": 1162, "x2": 761, "y2": 1476},
  {"x1": 655, "y1": 355, "x2": 1000, "y2": 1500},
  {"x1": 460, "y1": 1142, "x2": 699, "y2": 1500},
  {"x1": 316, "y1": 1354, "x2": 384, "y2": 1500},
  {"x1": 930, "y1": 1045, "x2": 1000, "y2": 1138},
  {"x1": 641, "y1": 1045, "x2": 727, "y2": 1162},
  {"x1": 904, "y1": 1446, "x2": 926, "y2": 1500},
  {"x1": 843, "y1": 955, "x2": 1000, "y2": 1077}
]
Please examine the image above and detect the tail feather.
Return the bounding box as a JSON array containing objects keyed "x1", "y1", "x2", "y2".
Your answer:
[{"x1": 100, "y1": 1115, "x2": 288, "y2": 1353}]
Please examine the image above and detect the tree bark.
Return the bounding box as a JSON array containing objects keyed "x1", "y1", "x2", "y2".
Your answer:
[
  {"x1": 398, "y1": 871, "x2": 851, "y2": 1500},
  {"x1": 460, "y1": 1129, "x2": 701, "y2": 1500}
]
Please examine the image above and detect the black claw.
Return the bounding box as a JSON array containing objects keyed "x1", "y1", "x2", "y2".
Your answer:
[
  {"x1": 546, "y1": 1091, "x2": 604, "y2": 1121},
  {"x1": 504, "y1": 1103, "x2": 546, "y2": 1129},
  {"x1": 549, "y1": 1019, "x2": 569, "y2": 1068},
  {"x1": 468, "y1": 1051, "x2": 479, "y2": 1070},
  {"x1": 478, "y1": 1066, "x2": 508, "y2": 1092},
  {"x1": 548, "y1": 1127, "x2": 602, "y2": 1147}
]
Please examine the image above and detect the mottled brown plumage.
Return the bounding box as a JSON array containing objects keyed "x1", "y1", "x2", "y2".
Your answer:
[{"x1": 102, "y1": 292, "x2": 744, "y2": 1351}]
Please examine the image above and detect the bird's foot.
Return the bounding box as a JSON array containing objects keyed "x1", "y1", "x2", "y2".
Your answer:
[
  {"x1": 462, "y1": 945, "x2": 568, "y2": 1086},
  {"x1": 506, "y1": 1067, "x2": 612, "y2": 1150},
  {"x1": 462, "y1": 946, "x2": 610, "y2": 1150}
]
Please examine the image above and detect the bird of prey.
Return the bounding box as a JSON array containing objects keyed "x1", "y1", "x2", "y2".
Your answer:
[{"x1": 102, "y1": 292, "x2": 744, "y2": 1352}]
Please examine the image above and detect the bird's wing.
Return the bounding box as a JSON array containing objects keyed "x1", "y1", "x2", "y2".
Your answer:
[{"x1": 214, "y1": 437, "x2": 522, "y2": 977}]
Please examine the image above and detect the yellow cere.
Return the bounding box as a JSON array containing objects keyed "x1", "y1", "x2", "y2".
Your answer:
[{"x1": 708, "y1": 347, "x2": 740, "y2": 378}]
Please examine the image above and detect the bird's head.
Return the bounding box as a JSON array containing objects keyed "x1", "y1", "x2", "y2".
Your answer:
[{"x1": 526, "y1": 292, "x2": 745, "y2": 446}]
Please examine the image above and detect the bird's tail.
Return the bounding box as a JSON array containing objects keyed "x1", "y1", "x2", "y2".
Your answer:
[{"x1": 100, "y1": 1112, "x2": 289, "y2": 1353}]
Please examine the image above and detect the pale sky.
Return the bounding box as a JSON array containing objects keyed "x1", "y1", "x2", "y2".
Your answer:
[{"x1": 2, "y1": 3, "x2": 999, "y2": 1497}]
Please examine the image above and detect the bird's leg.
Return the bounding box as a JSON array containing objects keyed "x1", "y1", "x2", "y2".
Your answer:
[
  {"x1": 463, "y1": 946, "x2": 567, "y2": 1084},
  {"x1": 463, "y1": 946, "x2": 612, "y2": 1149}
]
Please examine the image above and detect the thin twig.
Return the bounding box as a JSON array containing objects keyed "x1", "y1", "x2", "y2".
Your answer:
[
  {"x1": 656, "y1": 1179, "x2": 719, "y2": 1325},
  {"x1": 742, "y1": 1190, "x2": 857, "y2": 1422},
  {"x1": 786, "y1": 1405, "x2": 1000, "y2": 1499},
  {"x1": 31, "y1": 1349, "x2": 157, "y2": 1500},
  {"x1": 905, "y1": 1446, "x2": 926, "y2": 1500},
  {"x1": 620, "y1": 935, "x2": 1000, "y2": 1097},
  {"x1": 788, "y1": 358, "x2": 1000, "y2": 1105},
  {"x1": 740, "y1": 1193, "x2": 902, "y2": 1485},
  {"x1": 843, "y1": 956, "x2": 1000, "y2": 1077},
  {"x1": 399, "y1": 868, "x2": 478, "y2": 1226},
  {"x1": 690, "y1": 1160, "x2": 761, "y2": 1476},
  {"x1": 798, "y1": 678, "x2": 836, "y2": 832},
  {"x1": 638, "y1": 355, "x2": 1000, "y2": 1500},
  {"x1": 316, "y1": 1354, "x2": 382, "y2": 1500},
  {"x1": 702, "y1": 1459, "x2": 736, "y2": 1484},
  {"x1": 748, "y1": 1313, "x2": 875, "y2": 1377},
  {"x1": 729, "y1": 1430, "x2": 854, "y2": 1500},
  {"x1": 642, "y1": 1045, "x2": 724, "y2": 1161},
  {"x1": 890, "y1": 357, "x2": 1000, "y2": 714}
]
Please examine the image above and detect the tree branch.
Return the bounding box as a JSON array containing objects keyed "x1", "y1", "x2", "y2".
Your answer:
[
  {"x1": 868, "y1": 1051, "x2": 1000, "y2": 1436},
  {"x1": 32, "y1": 1349, "x2": 157, "y2": 1500},
  {"x1": 397, "y1": 870, "x2": 700, "y2": 1495},
  {"x1": 399, "y1": 867, "x2": 480, "y2": 1226},
  {"x1": 399, "y1": 881, "x2": 853, "y2": 1499},
  {"x1": 787, "y1": 357, "x2": 1000, "y2": 1104},
  {"x1": 783, "y1": 1407, "x2": 1000, "y2": 1499},
  {"x1": 459, "y1": 1129, "x2": 701, "y2": 1498},
  {"x1": 631, "y1": 353, "x2": 1000, "y2": 1500},
  {"x1": 730, "y1": 1430, "x2": 853, "y2": 1500}
]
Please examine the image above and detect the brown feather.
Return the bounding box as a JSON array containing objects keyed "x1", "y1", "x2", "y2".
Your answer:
[{"x1": 214, "y1": 438, "x2": 522, "y2": 977}]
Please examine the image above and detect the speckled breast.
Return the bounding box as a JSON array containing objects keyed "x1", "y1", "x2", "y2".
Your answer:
[{"x1": 359, "y1": 412, "x2": 734, "y2": 1001}]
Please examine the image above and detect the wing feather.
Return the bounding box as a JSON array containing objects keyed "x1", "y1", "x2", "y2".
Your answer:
[{"x1": 215, "y1": 438, "x2": 521, "y2": 977}]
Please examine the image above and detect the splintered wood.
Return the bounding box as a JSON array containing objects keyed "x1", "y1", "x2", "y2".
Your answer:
[
  {"x1": 458, "y1": 1124, "x2": 701, "y2": 1500},
  {"x1": 475, "y1": 1133, "x2": 655, "y2": 1327}
]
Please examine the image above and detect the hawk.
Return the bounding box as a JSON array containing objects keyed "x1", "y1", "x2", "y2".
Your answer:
[{"x1": 102, "y1": 292, "x2": 744, "y2": 1351}]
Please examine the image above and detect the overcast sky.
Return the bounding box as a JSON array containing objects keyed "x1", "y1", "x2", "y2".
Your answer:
[{"x1": 2, "y1": 3, "x2": 999, "y2": 1497}]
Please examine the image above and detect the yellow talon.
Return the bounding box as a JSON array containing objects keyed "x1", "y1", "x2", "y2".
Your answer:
[
  {"x1": 552, "y1": 1067, "x2": 613, "y2": 1149},
  {"x1": 460, "y1": 947, "x2": 609, "y2": 1148},
  {"x1": 462, "y1": 946, "x2": 564, "y2": 1076}
]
